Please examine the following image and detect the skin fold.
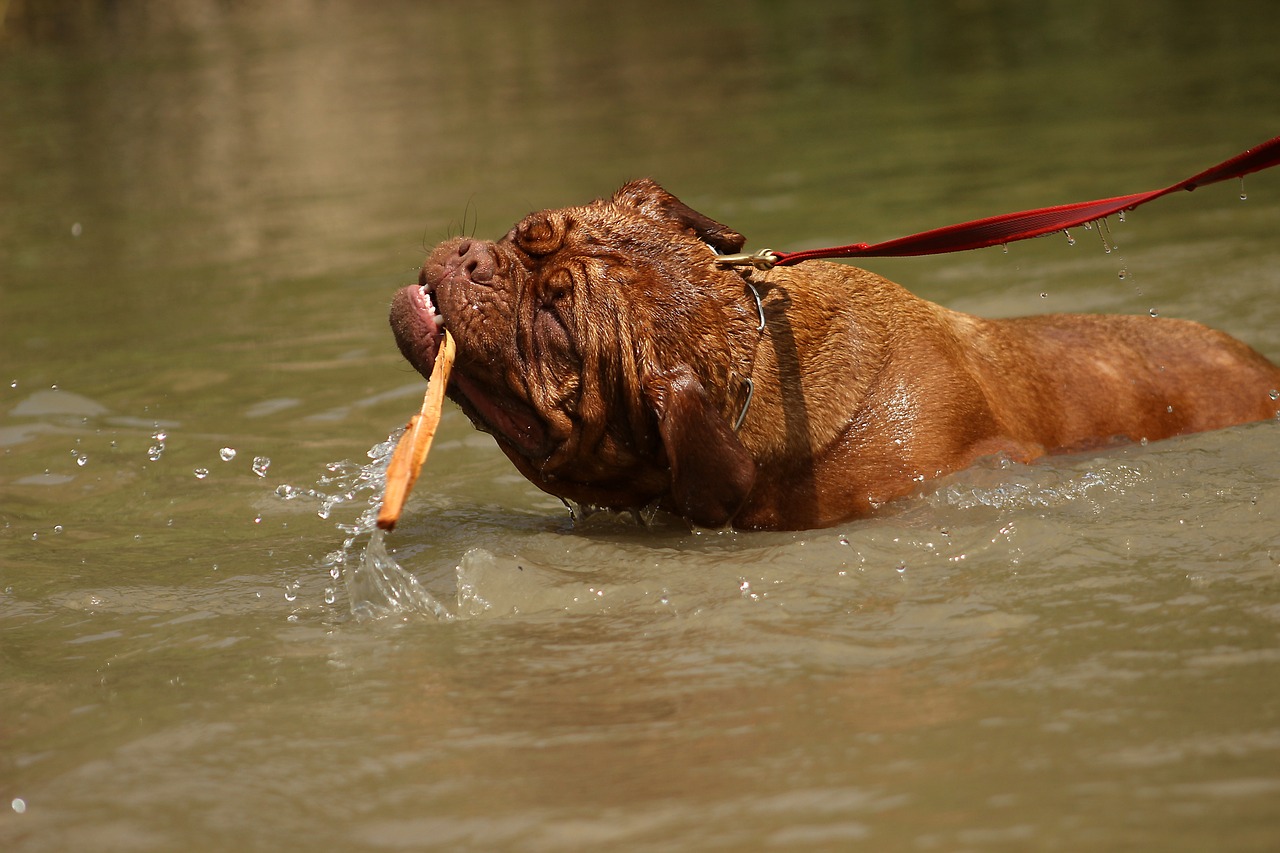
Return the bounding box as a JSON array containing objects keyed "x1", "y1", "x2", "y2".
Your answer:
[{"x1": 389, "y1": 180, "x2": 1280, "y2": 530}]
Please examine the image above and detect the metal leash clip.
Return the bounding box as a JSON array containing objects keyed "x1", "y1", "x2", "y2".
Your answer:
[{"x1": 714, "y1": 248, "x2": 779, "y2": 270}]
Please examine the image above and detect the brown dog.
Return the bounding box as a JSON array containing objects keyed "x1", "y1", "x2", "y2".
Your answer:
[{"x1": 389, "y1": 180, "x2": 1280, "y2": 530}]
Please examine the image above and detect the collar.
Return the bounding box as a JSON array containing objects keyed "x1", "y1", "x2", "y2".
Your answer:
[{"x1": 730, "y1": 279, "x2": 767, "y2": 432}]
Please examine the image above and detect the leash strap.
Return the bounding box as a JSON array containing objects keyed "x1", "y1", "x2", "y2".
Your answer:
[{"x1": 716, "y1": 135, "x2": 1280, "y2": 268}]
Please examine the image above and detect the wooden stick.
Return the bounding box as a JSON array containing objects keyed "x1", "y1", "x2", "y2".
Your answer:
[{"x1": 377, "y1": 330, "x2": 456, "y2": 531}]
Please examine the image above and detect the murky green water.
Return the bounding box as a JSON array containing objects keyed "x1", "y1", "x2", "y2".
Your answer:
[{"x1": 3, "y1": 2, "x2": 1279, "y2": 850}]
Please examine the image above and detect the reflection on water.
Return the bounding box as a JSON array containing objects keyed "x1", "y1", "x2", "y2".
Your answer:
[{"x1": 3, "y1": 1, "x2": 1280, "y2": 851}]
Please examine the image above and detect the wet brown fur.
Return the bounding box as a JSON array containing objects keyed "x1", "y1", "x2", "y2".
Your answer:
[{"x1": 389, "y1": 180, "x2": 1280, "y2": 530}]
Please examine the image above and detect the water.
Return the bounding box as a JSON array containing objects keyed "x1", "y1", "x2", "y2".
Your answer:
[{"x1": 3, "y1": 2, "x2": 1280, "y2": 851}]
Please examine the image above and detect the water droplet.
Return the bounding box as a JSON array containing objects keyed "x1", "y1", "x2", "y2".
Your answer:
[
  {"x1": 1239, "y1": 176, "x2": 1247, "y2": 200},
  {"x1": 284, "y1": 581, "x2": 299, "y2": 602},
  {"x1": 1270, "y1": 389, "x2": 1279, "y2": 401},
  {"x1": 151, "y1": 430, "x2": 167, "y2": 442},
  {"x1": 219, "y1": 447, "x2": 237, "y2": 462},
  {"x1": 1064, "y1": 229, "x2": 1076, "y2": 246},
  {"x1": 71, "y1": 222, "x2": 82, "y2": 237},
  {"x1": 147, "y1": 444, "x2": 164, "y2": 461},
  {"x1": 1167, "y1": 405, "x2": 1174, "y2": 413},
  {"x1": 253, "y1": 516, "x2": 262, "y2": 524},
  {"x1": 194, "y1": 468, "x2": 209, "y2": 479},
  {"x1": 1117, "y1": 210, "x2": 1126, "y2": 222},
  {"x1": 31, "y1": 532, "x2": 38, "y2": 541},
  {"x1": 1084, "y1": 221, "x2": 1094, "y2": 230},
  {"x1": 8, "y1": 380, "x2": 16, "y2": 389},
  {"x1": 252, "y1": 456, "x2": 271, "y2": 477},
  {"x1": 53, "y1": 525, "x2": 63, "y2": 534},
  {"x1": 1001, "y1": 244, "x2": 1009, "y2": 254},
  {"x1": 1040, "y1": 292, "x2": 1048, "y2": 299},
  {"x1": 324, "y1": 587, "x2": 337, "y2": 605},
  {"x1": 1149, "y1": 308, "x2": 1159, "y2": 318},
  {"x1": 896, "y1": 564, "x2": 907, "y2": 575},
  {"x1": 1118, "y1": 268, "x2": 1128, "y2": 280},
  {"x1": 75, "y1": 454, "x2": 88, "y2": 467},
  {"x1": 838, "y1": 535, "x2": 850, "y2": 546},
  {"x1": 11, "y1": 798, "x2": 26, "y2": 814}
]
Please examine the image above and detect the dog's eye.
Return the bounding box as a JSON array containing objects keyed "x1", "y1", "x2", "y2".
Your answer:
[
  {"x1": 516, "y1": 213, "x2": 566, "y2": 256},
  {"x1": 533, "y1": 270, "x2": 576, "y2": 363},
  {"x1": 535, "y1": 269, "x2": 575, "y2": 337},
  {"x1": 543, "y1": 269, "x2": 574, "y2": 301}
]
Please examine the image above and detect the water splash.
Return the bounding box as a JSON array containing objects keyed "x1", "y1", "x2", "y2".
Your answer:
[
  {"x1": 148, "y1": 428, "x2": 167, "y2": 462},
  {"x1": 933, "y1": 464, "x2": 1147, "y2": 511},
  {"x1": 345, "y1": 528, "x2": 452, "y2": 621},
  {"x1": 278, "y1": 431, "x2": 452, "y2": 622}
]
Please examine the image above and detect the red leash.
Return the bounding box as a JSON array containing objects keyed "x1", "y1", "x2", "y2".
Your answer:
[{"x1": 716, "y1": 134, "x2": 1280, "y2": 269}]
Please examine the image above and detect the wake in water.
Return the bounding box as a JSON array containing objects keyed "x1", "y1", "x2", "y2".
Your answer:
[{"x1": 276, "y1": 432, "x2": 453, "y2": 622}]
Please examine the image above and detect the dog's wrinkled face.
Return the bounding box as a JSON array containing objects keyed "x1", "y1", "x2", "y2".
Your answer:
[{"x1": 389, "y1": 179, "x2": 760, "y2": 525}]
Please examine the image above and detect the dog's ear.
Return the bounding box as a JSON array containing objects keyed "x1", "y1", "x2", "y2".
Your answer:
[
  {"x1": 643, "y1": 364, "x2": 756, "y2": 528},
  {"x1": 613, "y1": 179, "x2": 746, "y2": 254}
]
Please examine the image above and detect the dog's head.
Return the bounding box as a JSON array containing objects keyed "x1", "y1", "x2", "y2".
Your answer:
[{"x1": 389, "y1": 179, "x2": 760, "y2": 526}]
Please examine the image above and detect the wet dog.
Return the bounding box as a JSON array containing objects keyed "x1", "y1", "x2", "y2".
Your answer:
[{"x1": 390, "y1": 180, "x2": 1280, "y2": 529}]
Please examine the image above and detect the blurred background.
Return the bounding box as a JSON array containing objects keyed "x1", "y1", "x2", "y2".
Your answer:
[{"x1": 2, "y1": 2, "x2": 1279, "y2": 851}]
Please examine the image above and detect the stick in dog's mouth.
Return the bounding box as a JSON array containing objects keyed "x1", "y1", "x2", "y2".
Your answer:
[{"x1": 377, "y1": 329, "x2": 456, "y2": 531}]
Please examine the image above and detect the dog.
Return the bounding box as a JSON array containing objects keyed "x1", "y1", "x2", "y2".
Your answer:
[{"x1": 389, "y1": 179, "x2": 1280, "y2": 530}]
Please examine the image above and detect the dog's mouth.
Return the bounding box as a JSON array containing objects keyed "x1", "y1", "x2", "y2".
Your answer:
[
  {"x1": 391, "y1": 280, "x2": 549, "y2": 458},
  {"x1": 403, "y1": 280, "x2": 446, "y2": 375}
]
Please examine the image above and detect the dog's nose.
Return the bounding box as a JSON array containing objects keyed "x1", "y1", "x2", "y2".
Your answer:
[{"x1": 453, "y1": 239, "x2": 494, "y2": 285}]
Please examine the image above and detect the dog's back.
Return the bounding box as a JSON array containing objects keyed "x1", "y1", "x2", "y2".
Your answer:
[{"x1": 960, "y1": 312, "x2": 1280, "y2": 452}]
